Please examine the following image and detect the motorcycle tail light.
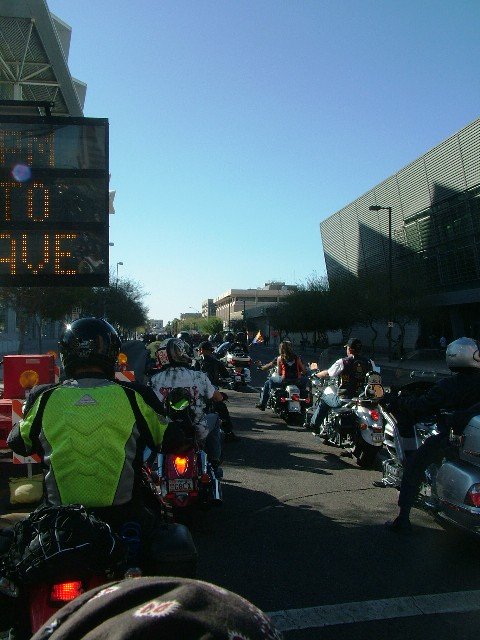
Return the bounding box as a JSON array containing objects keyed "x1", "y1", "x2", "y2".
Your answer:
[
  {"x1": 369, "y1": 409, "x2": 380, "y2": 422},
  {"x1": 173, "y1": 456, "x2": 188, "y2": 475},
  {"x1": 464, "y1": 484, "x2": 480, "y2": 507},
  {"x1": 291, "y1": 394, "x2": 300, "y2": 401},
  {"x1": 359, "y1": 422, "x2": 368, "y2": 431},
  {"x1": 50, "y1": 581, "x2": 83, "y2": 603}
]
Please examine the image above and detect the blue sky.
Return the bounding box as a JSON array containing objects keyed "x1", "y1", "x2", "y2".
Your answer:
[{"x1": 47, "y1": 0, "x2": 480, "y2": 322}]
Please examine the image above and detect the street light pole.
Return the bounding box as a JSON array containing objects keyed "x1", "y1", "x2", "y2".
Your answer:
[
  {"x1": 115, "y1": 261, "x2": 123, "y2": 291},
  {"x1": 369, "y1": 205, "x2": 393, "y2": 361}
]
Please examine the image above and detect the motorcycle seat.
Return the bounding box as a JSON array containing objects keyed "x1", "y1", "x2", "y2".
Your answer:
[{"x1": 0, "y1": 512, "x2": 29, "y2": 531}]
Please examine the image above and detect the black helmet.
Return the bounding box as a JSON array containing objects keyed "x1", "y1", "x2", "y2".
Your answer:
[
  {"x1": 156, "y1": 338, "x2": 192, "y2": 368},
  {"x1": 59, "y1": 318, "x2": 121, "y2": 378},
  {"x1": 224, "y1": 332, "x2": 234, "y2": 343}
]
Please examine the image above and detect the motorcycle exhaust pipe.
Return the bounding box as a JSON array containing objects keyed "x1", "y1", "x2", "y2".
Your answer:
[
  {"x1": 156, "y1": 452, "x2": 164, "y2": 472},
  {"x1": 200, "y1": 450, "x2": 208, "y2": 475},
  {"x1": 211, "y1": 477, "x2": 223, "y2": 504}
]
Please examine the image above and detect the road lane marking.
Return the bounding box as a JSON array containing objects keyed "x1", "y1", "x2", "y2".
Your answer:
[{"x1": 267, "y1": 589, "x2": 480, "y2": 631}]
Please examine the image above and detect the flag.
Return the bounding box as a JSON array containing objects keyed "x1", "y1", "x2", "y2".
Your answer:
[{"x1": 251, "y1": 330, "x2": 264, "y2": 344}]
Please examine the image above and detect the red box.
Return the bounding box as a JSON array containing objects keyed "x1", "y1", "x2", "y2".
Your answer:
[
  {"x1": 3, "y1": 354, "x2": 55, "y2": 400},
  {"x1": 0, "y1": 399, "x2": 12, "y2": 449}
]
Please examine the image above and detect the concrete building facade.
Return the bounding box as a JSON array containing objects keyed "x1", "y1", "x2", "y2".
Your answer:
[
  {"x1": 320, "y1": 117, "x2": 480, "y2": 344},
  {"x1": 214, "y1": 282, "x2": 296, "y2": 327},
  {"x1": 201, "y1": 298, "x2": 216, "y2": 318}
]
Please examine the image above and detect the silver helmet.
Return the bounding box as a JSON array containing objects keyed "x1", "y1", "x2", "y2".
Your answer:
[
  {"x1": 445, "y1": 337, "x2": 480, "y2": 370},
  {"x1": 156, "y1": 338, "x2": 191, "y2": 369}
]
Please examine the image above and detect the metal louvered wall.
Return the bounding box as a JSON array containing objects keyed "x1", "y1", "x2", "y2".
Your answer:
[{"x1": 320, "y1": 117, "x2": 480, "y2": 302}]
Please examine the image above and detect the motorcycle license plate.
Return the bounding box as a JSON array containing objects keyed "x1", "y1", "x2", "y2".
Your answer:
[
  {"x1": 169, "y1": 478, "x2": 194, "y2": 492},
  {"x1": 288, "y1": 401, "x2": 301, "y2": 412},
  {"x1": 235, "y1": 376, "x2": 242, "y2": 381},
  {"x1": 372, "y1": 433, "x2": 384, "y2": 444}
]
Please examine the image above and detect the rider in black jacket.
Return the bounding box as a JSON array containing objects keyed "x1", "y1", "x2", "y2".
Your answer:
[
  {"x1": 384, "y1": 337, "x2": 480, "y2": 533},
  {"x1": 197, "y1": 342, "x2": 240, "y2": 442}
]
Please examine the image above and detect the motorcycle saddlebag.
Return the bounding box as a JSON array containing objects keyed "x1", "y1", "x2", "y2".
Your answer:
[{"x1": 147, "y1": 522, "x2": 198, "y2": 579}]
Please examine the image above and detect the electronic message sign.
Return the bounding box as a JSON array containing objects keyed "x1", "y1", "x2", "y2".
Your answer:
[{"x1": 0, "y1": 115, "x2": 109, "y2": 286}]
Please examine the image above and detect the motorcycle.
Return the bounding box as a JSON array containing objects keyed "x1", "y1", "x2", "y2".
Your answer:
[
  {"x1": 214, "y1": 343, "x2": 252, "y2": 390},
  {"x1": 303, "y1": 362, "x2": 328, "y2": 431},
  {"x1": 0, "y1": 506, "x2": 130, "y2": 638},
  {"x1": 224, "y1": 350, "x2": 252, "y2": 390},
  {"x1": 380, "y1": 380, "x2": 480, "y2": 537},
  {"x1": 265, "y1": 369, "x2": 311, "y2": 426},
  {"x1": 317, "y1": 371, "x2": 385, "y2": 468},
  {"x1": 1, "y1": 469, "x2": 199, "y2": 637},
  {"x1": 144, "y1": 388, "x2": 222, "y2": 522}
]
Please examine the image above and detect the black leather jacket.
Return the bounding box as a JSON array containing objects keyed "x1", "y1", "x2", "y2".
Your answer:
[
  {"x1": 199, "y1": 354, "x2": 230, "y2": 387},
  {"x1": 395, "y1": 369, "x2": 480, "y2": 432}
]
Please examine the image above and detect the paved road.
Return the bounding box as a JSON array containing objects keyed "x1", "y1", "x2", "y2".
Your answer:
[
  {"x1": 119, "y1": 341, "x2": 480, "y2": 639},
  {"x1": 3, "y1": 341, "x2": 479, "y2": 638}
]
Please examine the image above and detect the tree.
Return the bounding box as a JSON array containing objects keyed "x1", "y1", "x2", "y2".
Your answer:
[
  {"x1": 265, "y1": 275, "x2": 332, "y2": 345},
  {"x1": 0, "y1": 286, "x2": 91, "y2": 353},
  {"x1": 0, "y1": 275, "x2": 149, "y2": 353},
  {"x1": 199, "y1": 316, "x2": 223, "y2": 335},
  {"x1": 81, "y1": 277, "x2": 148, "y2": 333}
]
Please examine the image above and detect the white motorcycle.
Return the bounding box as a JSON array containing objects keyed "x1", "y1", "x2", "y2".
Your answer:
[
  {"x1": 318, "y1": 371, "x2": 385, "y2": 468},
  {"x1": 214, "y1": 342, "x2": 252, "y2": 390}
]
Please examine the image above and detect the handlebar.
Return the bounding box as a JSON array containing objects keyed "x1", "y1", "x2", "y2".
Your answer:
[{"x1": 409, "y1": 370, "x2": 441, "y2": 379}]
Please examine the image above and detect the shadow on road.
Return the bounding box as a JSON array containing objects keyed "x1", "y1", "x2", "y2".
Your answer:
[{"x1": 192, "y1": 476, "x2": 480, "y2": 614}]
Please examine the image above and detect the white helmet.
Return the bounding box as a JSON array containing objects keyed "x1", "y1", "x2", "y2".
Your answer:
[{"x1": 445, "y1": 337, "x2": 480, "y2": 370}]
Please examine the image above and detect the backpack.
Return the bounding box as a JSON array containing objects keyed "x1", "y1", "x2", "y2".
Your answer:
[
  {"x1": 0, "y1": 504, "x2": 125, "y2": 585},
  {"x1": 164, "y1": 387, "x2": 196, "y2": 439}
]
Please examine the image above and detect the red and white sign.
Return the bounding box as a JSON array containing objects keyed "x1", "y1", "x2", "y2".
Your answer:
[{"x1": 115, "y1": 371, "x2": 135, "y2": 382}]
